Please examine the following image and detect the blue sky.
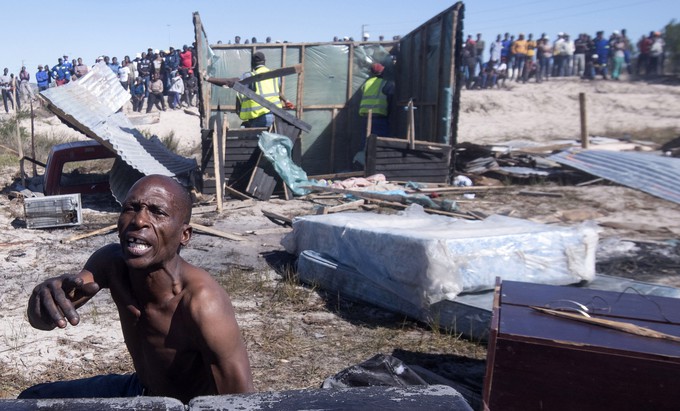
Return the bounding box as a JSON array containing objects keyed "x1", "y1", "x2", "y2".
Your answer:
[{"x1": 5, "y1": 0, "x2": 678, "y2": 81}]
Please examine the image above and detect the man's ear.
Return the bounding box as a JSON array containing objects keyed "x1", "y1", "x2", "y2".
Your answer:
[{"x1": 180, "y1": 224, "x2": 193, "y2": 247}]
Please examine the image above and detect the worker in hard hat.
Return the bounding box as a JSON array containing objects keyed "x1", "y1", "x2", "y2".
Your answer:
[
  {"x1": 236, "y1": 51, "x2": 287, "y2": 128},
  {"x1": 358, "y1": 62, "x2": 394, "y2": 138}
]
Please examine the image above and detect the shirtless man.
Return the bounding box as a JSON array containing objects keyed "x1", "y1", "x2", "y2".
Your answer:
[{"x1": 19, "y1": 175, "x2": 253, "y2": 403}]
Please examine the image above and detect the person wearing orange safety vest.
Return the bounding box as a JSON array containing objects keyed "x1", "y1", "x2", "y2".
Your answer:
[
  {"x1": 237, "y1": 51, "x2": 283, "y2": 128},
  {"x1": 359, "y1": 62, "x2": 393, "y2": 138}
]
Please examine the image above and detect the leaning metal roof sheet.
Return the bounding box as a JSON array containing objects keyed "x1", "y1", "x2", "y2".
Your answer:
[
  {"x1": 549, "y1": 149, "x2": 680, "y2": 204},
  {"x1": 40, "y1": 62, "x2": 197, "y2": 202}
]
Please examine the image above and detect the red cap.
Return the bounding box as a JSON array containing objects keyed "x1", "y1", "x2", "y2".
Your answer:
[{"x1": 371, "y1": 63, "x2": 384, "y2": 75}]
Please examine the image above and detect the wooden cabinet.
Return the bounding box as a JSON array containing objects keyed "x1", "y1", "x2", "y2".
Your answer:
[{"x1": 483, "y1": 280, "x2": 680, "y2": 411}]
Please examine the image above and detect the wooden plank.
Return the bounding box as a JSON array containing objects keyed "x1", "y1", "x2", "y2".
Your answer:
[
  {"x1": 193, "y1": 12, "x2": 210, "y2": 130},
  {"x1": 61, "y1": 224, "x2": 117, "y2": 244},
  {"x1": 226, "y1": 128, "x2": 268, "y2": 138},
  {"x1": 363, "y1": 198, "x2": 479, "y2": 220},
  {"x1": 413, "y1": 185, "x2": 511, "y2": 193},
  {"x1": 191, "y1": 222, "x2": 244, "y2": 241},
  {"x1": 375, "y1": 136, "x2": 452, "y2": 150},
  {"x1": 371, "y1": 170, "x2": 449, "y2": 179},
  {"x1": 518, "y1": 190, "x2": 564, "y2": 198},
  {"x1": 262, "y1": 209, "x2": 293, "y2": 226},
  {"x1": 224, "y1": 184, "x2": 252, "y2": 200},
  {"x1": 325, "y1": 199, "x2": 365, "y2": 213},
  {"x1": 230, "y1": 81, "x2": 311, "y2": 132},
  {"x1": 205, "y1": 64, "x2": 302, "y2": 88},
  {"x1": 330, "y1": 107, "x2": 337, "y2": 171},
  {"x1": 224, "y1": 147, "x2": 262, "y2": 155},
  {"x1": 365, "y1": 134, "x2": 377, "y2": 176},
  {"x1": 192, "y1": 205, "x2": 218, "y2": 214},
  {"x1": 296, "y1": 44, "x2": 306, "y2": 121},
  {"x1": 373, "y1": 161, "x2": 449, "y2": 170},
  {"x1": 212, "y1": 115, "x2": 224, "y2": 212},
  {"x1": 374, "y1": 150, "x2": 449, "y2": 160}
]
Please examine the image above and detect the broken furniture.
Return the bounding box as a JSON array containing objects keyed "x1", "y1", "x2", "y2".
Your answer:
[{"x1": 483, "y1": 280, "x2": 680, "y2": 411}]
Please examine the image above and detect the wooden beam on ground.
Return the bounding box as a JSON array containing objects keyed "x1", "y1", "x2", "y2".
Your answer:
[
  {"x1": 224, "y1": 184, "x2": 252, "y2": 200},
  {"x1": 192, "y1": 205, "x2": 218, "y2": 214},
  {"x1": 301, "y1": 185, "x2": 408, "y2": 203},
  {"x1": 61, "y1": 224, "x2": 117, "y2": 244},
  {"x1": 409, "y1": 185, "x2": 512, "y2": 194},
  {"x1": 191, "y1": 222, "x2": 244, "y2": 241},
  {"x1": 364, "y1": 198, "x2": 479, "y2": 220},
  {"x1": 518, "y1": 190, "x2": 564, "y2": 198},
  {"x1": 262, "y1": 210, "x2": 293, "y2": 226},
  {"x1": 243, "y1": 227, "x2": 292, "y2": 236},
  {"x1": 576, "y1": 177, "x2": 604, "y2": 187},
  {"x1": 317, "y1": 199, "x2": 365, "y2": 214}
]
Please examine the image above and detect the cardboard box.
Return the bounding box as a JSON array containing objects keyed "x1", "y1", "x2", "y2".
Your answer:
[{"x1": 483, "y1": 280, "x2": 680, "y2": 411}]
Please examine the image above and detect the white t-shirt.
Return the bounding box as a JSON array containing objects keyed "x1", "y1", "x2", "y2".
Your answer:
[{"x1": 118, "y1": 66, "x2": 130, "y2": 82}]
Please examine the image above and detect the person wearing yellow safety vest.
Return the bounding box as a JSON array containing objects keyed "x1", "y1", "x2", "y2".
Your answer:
[
  {"x1": 358, "y1": 63, "x2": 394, "y2": 138},
  {"x1": 237, "y1": 51, "x2": 285, "y2": 128}
]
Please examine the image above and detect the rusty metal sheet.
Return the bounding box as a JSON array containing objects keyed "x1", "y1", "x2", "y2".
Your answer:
[{"x1": 550, "y1": 149, "x2": 680, "y2": 204}]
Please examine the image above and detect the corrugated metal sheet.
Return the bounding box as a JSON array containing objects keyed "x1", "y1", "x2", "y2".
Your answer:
[
  {"x1": 550, "y1": 149, "x2": 680, "y2": 204},
  {"x1": 40, "y1": 62, "x2": 198, "y2": 202}
]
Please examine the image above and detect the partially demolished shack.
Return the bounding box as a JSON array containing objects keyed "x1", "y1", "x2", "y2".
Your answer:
[{"x1": 193, "y1": 2, "x2": 464, "y2": 202}]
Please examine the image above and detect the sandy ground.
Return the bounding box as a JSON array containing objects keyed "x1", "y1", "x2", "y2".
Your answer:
[{"x1": 1, "y1": 76, "x2": 679, "y2": 397}]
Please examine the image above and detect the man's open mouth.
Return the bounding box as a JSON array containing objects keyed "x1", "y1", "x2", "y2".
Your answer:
[{"x1": 127, "y1": 237, "x2": 151, "y2": 255}]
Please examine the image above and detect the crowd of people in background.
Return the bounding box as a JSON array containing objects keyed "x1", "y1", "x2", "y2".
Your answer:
[
  {"x1": 0, "y1": 44, "x2": 200, "y2": 114},
  {"x1": 463, "y1": 29, "x2": 667, "y2": 90}
]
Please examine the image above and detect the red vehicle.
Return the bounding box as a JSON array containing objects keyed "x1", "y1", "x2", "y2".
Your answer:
[{"x1": 42, "y1": 140, "x2": 117, "y2": 196}]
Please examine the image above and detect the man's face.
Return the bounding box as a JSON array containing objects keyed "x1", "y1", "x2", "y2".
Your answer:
[
  {"x1": 77, "y1": 58, "x2": 82, "y2": 64},
  {"x1": 117, "y1": 177, "x2": 190, "y2": 271}
]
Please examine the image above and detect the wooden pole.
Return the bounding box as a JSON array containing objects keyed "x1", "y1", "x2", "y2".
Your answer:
[
  {"x1": 212, "y1": 111, "x2": 226, "y2": 212},
  {"x1": 13, "y1": 77, "x2": 22, "y2": 160},
  {"x1": 579, "y1": 92, "x2": 589, "y2": 149},
  {"x1": 30, "y1": 99, "x2": 36, "y2": 176}
]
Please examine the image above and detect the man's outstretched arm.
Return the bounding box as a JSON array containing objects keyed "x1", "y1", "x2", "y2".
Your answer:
[{"x1": 26, "y1": 244, "x2": 121, "y2": 330}]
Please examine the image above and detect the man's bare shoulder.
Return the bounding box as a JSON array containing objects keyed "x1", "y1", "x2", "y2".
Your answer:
[
  {"x1": 179, "y1": 262, "x2": 235, "y2": 319},
  {"x1": 181, "y1": 263, "x2": 228, "y2": 300}
]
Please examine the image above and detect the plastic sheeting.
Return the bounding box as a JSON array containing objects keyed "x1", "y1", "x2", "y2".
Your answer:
[
  {"x1": 282, "y1": 205, "x2": 599, "y2": 306},
  {"x1": 258, "y1": 131, "x2": 313, "y2": 196}
]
